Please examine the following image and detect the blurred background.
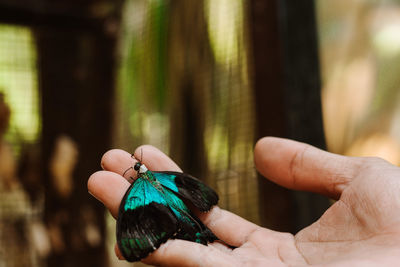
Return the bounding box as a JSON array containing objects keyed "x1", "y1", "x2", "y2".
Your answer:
[{"x1": 0, "y1": 0, "x2": 399, "y2": 266}]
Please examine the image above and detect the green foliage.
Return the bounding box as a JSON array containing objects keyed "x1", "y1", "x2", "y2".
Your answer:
[{"x1": 0, "y1": 24, "x2": 40, "y2": 155}]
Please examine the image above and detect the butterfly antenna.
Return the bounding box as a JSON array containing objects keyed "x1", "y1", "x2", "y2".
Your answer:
[
  {"x1": 122, "y1": 153, "x2": 136, "y2": 178},
  {"x1": 122, "y1": 166, "x2": 133, "y2": 178}
]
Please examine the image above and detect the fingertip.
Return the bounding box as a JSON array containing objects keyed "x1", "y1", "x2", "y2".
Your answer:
[
  {"x1": 254, "y1": 137, "x2": 302, "y2": 180},
  {"x1": 254, "y1": 136, "x2": 281, "y2": 171},
  {"x1": 255, "y1": 136, "x2": 280, "y2": 149},
  {"x1": 87, "y1": 170, "x2": 130, "y2": 218},
  {"x1": 101, "y1": 149, "x2": 134, "y2": 172},
  {"x1": 133, "y1": 144, "x2": 152, "y2": 161},
  {"x1": 134, "y1": 145, "x2": 182, "y2": 172},
  {"x1": 87, "y1": 170, "x2": 104, "y2": 195}
]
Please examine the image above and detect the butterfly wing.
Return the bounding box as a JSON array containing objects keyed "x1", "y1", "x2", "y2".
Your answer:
[
  {"x1": 153, "y1": 171, "x2": 219, "y2": 212},
  {"x1": 157, "y1": 183, "x2": 218, "y2": 241},
  {"x1": 116, "y1": 177, "x2": 178, "y2": 262}
]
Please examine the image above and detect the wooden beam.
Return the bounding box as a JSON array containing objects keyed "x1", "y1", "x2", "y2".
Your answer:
[{"x1": 249, "y1": 0, "x2": 329, "y2": 233}]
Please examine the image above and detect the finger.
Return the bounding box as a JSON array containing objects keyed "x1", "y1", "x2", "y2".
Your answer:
[
  {"x1": 101, "y1": 149, "x2": 137, "y2": 181},
  {"x1": 94, "y1": 146, "x2": 182, "y2": 218},
  {"x1": 133, "y1": 145, "x2": 182, "y2": 172},
  {"x1": 209, "y1": 241, "x2": 234, "y2": 253},
  {"x1": 113, "y1": 238, "x2": 232, "y2": 262},
  {"x1": 134, "y1": 146, "x2": 262, "y2": 246},
  {"x1": 101, "y1": 146, "x2": 182, "y2": 180},
  {"x1": 132, "y1": 147, "x2": 263, "y2": 246},
  {"x1": 254, "y1": 137, "x2": 361, "y2": 199},
  {"x1": 87, "y1": 170, "x2": 130, "y2": 218},
  {"x1": 98, "y1": 146, "x2": 259, "y2": 248},
  {"x1": 142, "y1": 239, "x2": 235, "y2": 267},
  {"x1": 114, "y1": 240, "x2": 232, "y2": 266},
  {"x1": 196, "y1": 206, "x2": 262, "y2": 247}
]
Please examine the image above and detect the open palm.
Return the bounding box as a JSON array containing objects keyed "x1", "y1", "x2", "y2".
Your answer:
[{"x1": 88, "y1": 137, "x2": 400, "y2": 266}]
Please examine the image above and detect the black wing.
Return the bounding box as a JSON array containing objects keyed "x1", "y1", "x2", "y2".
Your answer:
[
  {"x1": 153, "y1": 171, "x2": 219, "y2": 212},
  {"x1": 116, "y1": 178, "x2": 178, "y2": 262}
]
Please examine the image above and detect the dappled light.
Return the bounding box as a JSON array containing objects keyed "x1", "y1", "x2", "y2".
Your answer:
[
  {"x1": 0, "y1": 25, "x2": 40, "y2": 153},
  {"x1": 318, "y1": 0, "x2": 400, "y2": 165}
]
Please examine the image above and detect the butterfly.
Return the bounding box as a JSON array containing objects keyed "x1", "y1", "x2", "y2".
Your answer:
[{"x1": 116, "y1": 160, "x2": 219, "y2": 262}]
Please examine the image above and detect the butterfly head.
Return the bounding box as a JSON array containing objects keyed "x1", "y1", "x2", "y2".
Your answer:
[{"x1": 134, "y1": 162, "x2": 148, "y2": 174}]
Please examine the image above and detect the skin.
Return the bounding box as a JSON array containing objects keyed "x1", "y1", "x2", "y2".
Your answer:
[{"x1": 88, "y1": 137, "x2": 400, "y2": 266}]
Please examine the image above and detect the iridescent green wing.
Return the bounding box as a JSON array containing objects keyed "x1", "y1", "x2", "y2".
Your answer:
[
  {"x1": 154, "y1": 178, "x2": 218, "y2": 245},
  {"x1": 116, "y1": 177, "x2": 178, "y2": 262},
  {"x1": 153, "y1": 171, "x2": 219, "y2": 212}
]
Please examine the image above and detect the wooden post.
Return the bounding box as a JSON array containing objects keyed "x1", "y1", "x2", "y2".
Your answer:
[
  {"x1": 36, "y1": 18, "x2": 116, "y2": 267},
  {"x1": 249, "y1": 0, "x2": 330, "y2": 233}
]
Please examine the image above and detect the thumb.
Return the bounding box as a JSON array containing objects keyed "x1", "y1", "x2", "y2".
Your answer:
[{"x1": 254, "y1": 137, "x2": 360, "y2": 199}]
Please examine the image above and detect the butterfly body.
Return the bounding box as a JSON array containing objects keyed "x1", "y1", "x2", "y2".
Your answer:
[{"x1": 116, "y1": 162, "x2": 219, "y2": 262}]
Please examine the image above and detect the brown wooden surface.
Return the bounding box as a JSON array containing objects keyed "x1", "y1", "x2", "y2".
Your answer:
[
  {"x1": 35, "y1": 8, "x2": 118, "y2": 267},
  {"x1": 248, "y1": 0, "x2": 295, "y2": 232},
  {"x1": 167, "y1": 0, "x2": 212, "y2": 182},
  {"x1": 249, "y1": 0, "x2": 329, "y2": 233}
]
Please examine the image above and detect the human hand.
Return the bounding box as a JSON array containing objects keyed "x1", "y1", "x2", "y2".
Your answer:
[{"x1": 88, "y1": 137, "x2": 400, "y2": 266}]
